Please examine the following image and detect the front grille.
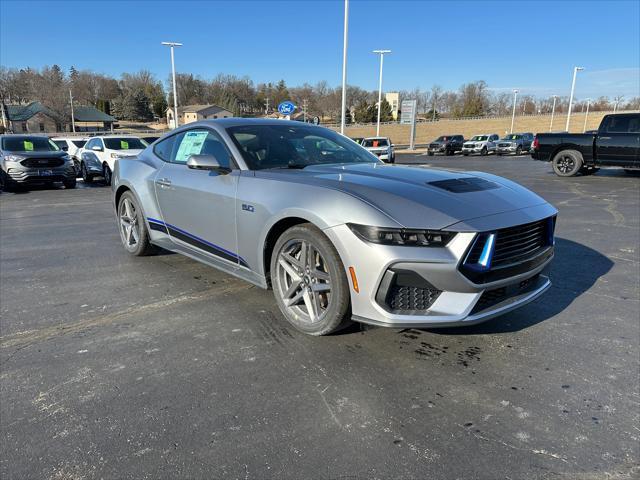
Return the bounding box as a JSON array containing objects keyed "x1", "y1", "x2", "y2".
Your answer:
[
  {"x1": 21, "y1": 158, "x2": 64, "y2": 168},
  {"x1": 498, "y1": 143, "x2": 511, "y2": 148},
  {"x1": 376, "y1": 268, "x2": 442, "y2": 314},
  {"x1": 429, "y1": 144, "x2": 442, "y2": 149},
  {"x1": 460, "y1": 217, "x2": 555, "y2": 284}
]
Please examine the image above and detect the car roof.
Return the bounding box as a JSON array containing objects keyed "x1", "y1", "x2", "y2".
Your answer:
[
  {"x1": 0, "y1": 134, "x2": 50, "y2": 138},
  {"x1": 185, "y1": 118, "x2": 328, "y2": 129},
  {"x1": 92, "y1": 135, "x2": 142, "y2": 139},
  {"x1": 471, "y1": 133, "x2": 498, "y2": 136},
  {"x1": 51, "y1": 136, "x2": 89, "y2": 140},
  {"x1": 363, "y1": 136, "x2": 389, "y2": 140}
]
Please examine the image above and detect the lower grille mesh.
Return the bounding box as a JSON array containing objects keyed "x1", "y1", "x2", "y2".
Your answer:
[{"x1": 387, "y1": 285, "x2": 441, "y2": 311}]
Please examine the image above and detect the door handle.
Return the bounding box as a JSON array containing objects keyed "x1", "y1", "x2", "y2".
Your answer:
[
  {"x1": 155, "y1": 178, "x2": 172, "y2": 187},
  {"x1": 599, "y1": 136, "x2": 611, "y2": 140}
]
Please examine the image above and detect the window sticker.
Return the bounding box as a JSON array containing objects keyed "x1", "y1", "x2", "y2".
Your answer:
[
  {"x1": 175, "y1": 131, "x2": 208, "y2": 163},
  {"x1": 120, "y1": 140, "x2": 129, "y2": 149},
  {"x1": 24, "y1": 141, "x2": 34, "y2": 151}
]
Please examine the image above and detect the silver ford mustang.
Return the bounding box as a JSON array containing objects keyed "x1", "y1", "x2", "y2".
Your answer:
[{"x1": 112, "y1": 119, "x2": 557, "y2": 335}]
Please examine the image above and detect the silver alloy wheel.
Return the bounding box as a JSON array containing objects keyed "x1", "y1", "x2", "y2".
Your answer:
[
  {"x1": 118, "y1": 198, "x2": 140, "y2": 251},
  {"x1": 557, "y1": 155, "x2": 575, "y2": 174},
  {"x1": 276, "y1": 239, "x2": 332, "y2": 324}
]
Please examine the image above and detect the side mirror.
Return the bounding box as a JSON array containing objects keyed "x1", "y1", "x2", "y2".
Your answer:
[
  {"x1": 92, "y1": 145, "x2": 103, "y2": 152},
  {"x1": 61, "y1": 145, "x2": 69, "y2": 151},
  {"x1": 186, "y1": 154, "x2": 230, "y2": 173}
]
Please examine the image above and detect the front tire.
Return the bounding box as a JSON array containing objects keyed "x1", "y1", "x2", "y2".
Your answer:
[
  {"x1": 515, "y1": 146, "x2": 522, "y2": 156},
  {"x1": 117, "y1": 192, "x2": 156, "y2": 256},
  {"x1": 481, "y1": 147, "x2": 488, "y2": 156},
  {"x1": 81, "y1": 162, "x2": 93, "y2": 183},
  {"x1": 63, "y1": 177, "x2": 76, "y2": 189},
  {"x1": 270, "y1": 223, "x2": 351, "y2": 336},
  {"x1": 552, "y1": 149, "x2": 583, "y2": 177},
  {"x1": 103, "y1": 164, "x2": 113, "y2": 186}
]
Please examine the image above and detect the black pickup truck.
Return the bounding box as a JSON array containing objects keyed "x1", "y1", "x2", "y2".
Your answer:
[{"x1": 531, "y1": 113, "x2": 639, "y2": 176}]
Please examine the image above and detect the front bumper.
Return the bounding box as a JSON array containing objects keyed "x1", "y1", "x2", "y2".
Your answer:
[
  {"x1": 462, "y1": 146, "x2": 488, "y2": 154},
  {"x1": 497, "y1": 146, "x2": 518, "y2": 154},
  {"x1": 5, "y1": 165, "x2": 76, "y2": 184},
  {"x1": 324, "y1": 212, "x2": 555, "y2": 328}
]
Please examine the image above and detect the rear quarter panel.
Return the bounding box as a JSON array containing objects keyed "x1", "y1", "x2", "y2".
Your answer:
[{"x1": 534, "y1": 133, "x2": 595, "y2": 163}]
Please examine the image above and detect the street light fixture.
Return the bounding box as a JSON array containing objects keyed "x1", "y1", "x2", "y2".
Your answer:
[
  {"x1": 583, "y1": 98, "x2": 591, "y2": 133},
  {"x1": 549, "y1": 95, "x2": 558, "y2": 131},
  {"x1": 340, "y1": 0, "x2": 349, "y2": 135},
  {"x1": 510, "y1": 89, "x2": 518, "y2": 134},
  {"x1": 161, "y1": 41, "x2": 183, "y2": 129},
  {"x1": 565, "y1": 66, "x2": 584, "y2": 132},
  {"x1": 373, "y1": 49, "x2": 391, "y2": 136}
]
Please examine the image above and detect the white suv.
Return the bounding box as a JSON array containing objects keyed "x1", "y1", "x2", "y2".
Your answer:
[
  {"x1": 78, "y1": 136, "x2": 148, "y2": 185},
  {"x1": 462, "y1": 134, "x2": 500, "y2": 156},
  {"x1": 51, "y1": 137, "x2": 89, "y2": 173},
  {"x1": 361, "y1": 137, "x2": 395, "y2": 163}
]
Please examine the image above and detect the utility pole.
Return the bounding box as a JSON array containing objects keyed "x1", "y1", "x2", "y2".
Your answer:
[
  {"x1": 510, "y1": 89, "x2": 518, "y2": 134},
  {"x1": 340, "y1": 0, "x2": 349, "y2": 135},
  {"x1": 373, "y1": 49, "x2": 391, "y2": 136},
  {"x1": 264, "y1": 98, "x2": 270, "y2": 115},
  {"x1": 161, "y1": 41, "x2": 182, "y2": 129},
  {"x1": 302, "y1": 99, "x2": 308, "y2": 122},
  {"x1": 583, "y1": 98, "x2": 591, "y2": 132},
  {"x1": 69, "y1": 89, "x2": 76, "y2": 133},
  {"x1": 566, "y1": 66, "x2": 584, "y2": 132},
  {"x1": 432, "y1": 94, "x2": 437, "y2": 122},
  {"x1": 549, "y1": 95, "x2": 557, "y2": 131}
]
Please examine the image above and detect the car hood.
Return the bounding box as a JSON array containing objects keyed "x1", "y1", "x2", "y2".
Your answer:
[
  {"x1": 257, "y1": 163, "x2": 551, "y2": 230},
  {"x1": 114, "y1": 149, "x2": 144, "y2": 157}
]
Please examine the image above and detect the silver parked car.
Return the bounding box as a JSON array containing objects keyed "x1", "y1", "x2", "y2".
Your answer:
[
  {"x1": 462, "y1": 134, "x2": 500, "y2": 156},
  {"x1": 112, "y1": 119, "x2": 557, "y2": 336},
  {"x1": 361, "y1": 137, "x2": 395, "y2": 163},
  {"x1": 496, "y1": 133, "x2": 535, "y2": 155}
]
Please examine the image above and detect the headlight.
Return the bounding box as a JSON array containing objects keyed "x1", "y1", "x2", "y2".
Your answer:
[
  {"x1": 347, "y1": 223, "x2": 455, "y2": 247},
  {"x1": 110, "y1": 153, "x2": 121, "y2": 158},
  {"x1": 4, "y1": 154, "x2": 26, "y2": 162}
]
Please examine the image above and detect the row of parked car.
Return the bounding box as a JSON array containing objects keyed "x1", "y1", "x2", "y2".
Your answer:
[
  {"x1": 427, "y1": 133, "x2": 536, "y2": 156},
  {"x1": 0, "y1": 133, "x2": 155, "y2": 191}
]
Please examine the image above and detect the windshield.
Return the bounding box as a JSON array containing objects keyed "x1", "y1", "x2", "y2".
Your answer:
[
  {"x1": 1, "y1": 136, "x2": 60, "y2": 152},
  {"x1": 226, "y1": 124, "x2": 379, "y2": 170},
  {"x1": 362, "y1": 138, "x2": 389, "y2": 148},
  {"x1": 501, "y1": 135, "x2": 522, "y2": 140},
  {"x1": 470, "y1": 136, "x2": 488, "y2": 141},
  {"x1": 434, "y1": 136, "x2": 449, "y2": 142},
  {"x1": 103, "y1": 138, "x2": 148, "y2": 150}
]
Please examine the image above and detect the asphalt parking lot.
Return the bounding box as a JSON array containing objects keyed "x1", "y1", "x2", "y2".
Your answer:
[{"x1": 1, "y1": 154, "x2": 639, "y2": 479}]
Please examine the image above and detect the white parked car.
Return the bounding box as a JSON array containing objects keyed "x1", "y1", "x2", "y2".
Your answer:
[
  {"x1": 462, "y1": 134, "x2": 500, "y2": 156},
  {"x1": 51, "y1": 137, "x2": 89, "y2": 173},
  {"x1": 78, "y1": 135, "x2": 148, "y2": 185},
  {"x1": 361, "y1": 137, "x2": 395, "y2": 163}
]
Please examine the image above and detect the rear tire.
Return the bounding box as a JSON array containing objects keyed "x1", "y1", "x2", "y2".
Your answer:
[
  {"x1": 270, "y1": 223, "x2": 352, "y2": 336},
  {"x1": 427, "y1": 151, "x2": 434, "y2": 156},
  {"x1": 516, "y1": 146, "x2": 522, "y2": 155},
  {"x1": 481, "y1": 147, "x2": 488, "y2": 156},
  {"x1": 117, "y1": 191, "x2": 156, "y2": 256},
  {"x1": 0, "y1": 170, "x2": 15, "y2": 192},
  {"x1": 552, "y1": 149, "x2": 583, "y2": 177},
  {"x1": 63, "y1": 177, "x2": 77, "y2": 189},
  {"x1": 103, "y1": 164, "x2": 112, "y2": 186}
]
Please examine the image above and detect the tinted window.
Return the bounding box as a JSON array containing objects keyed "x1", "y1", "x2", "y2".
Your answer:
[
  {"x1": 165, "y1": 129, "x2": 233, "y2": 167},
  {"x1": 226, "y1": 124, "x2": 378, "y2": 170},
  {"x1": 362, "y1": 138, "x2": 389, "y2": 147},
  {"x1": 153, "y1": 134, "x2": 178, "y2": 161},
  {"x1": 1, "y1": 136, "x2": 60, "y2": 152},
  {"x1": 606, "y1": 116, "x2": 639, "y2": 133},
  {"x1": 53, "y1": 140, "x2": 68, "y2": 149},
  {"x1": 72, "y1": 140, "x2": 87, "y2": 148},
  {"x1": 103, "y1": 138, "x2": 147, "y2": 150}
]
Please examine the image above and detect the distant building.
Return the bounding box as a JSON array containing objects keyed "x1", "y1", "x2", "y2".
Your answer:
[
  {"x1": 385, "y1": 92, "x2": 400, "y2": 120},
  {"x1": 2, "y1": 102, "x2": 62, "y2": 133},
  {"x1": 0, "y1": 102, "x2": 116, "y2": 133},
  {"x1": 166, "y1": 105, "x2": 234, "y2": 127}
]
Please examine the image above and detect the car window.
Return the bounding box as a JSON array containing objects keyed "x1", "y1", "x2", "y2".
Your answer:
[
  {"x1": 72, "y1": 140, "x2": 87, "y2": 148},
  {"x1": 1, "y1": 136, "x2": 60, "y2": 152},
  {"x1": 362, "y1": 138, "x2": 389, "y2": 147},
  {"x1": 53, "y1": 140, "x2": 68, "y2": 150},
  {"x1": 606, "y1": 116, "x2": 638, "y2": 133},
  {"x1": 103, "y1": 137, "x2": 147, "y2": 150},
  {"x1": 169, "y1": 129, "x2": 233, "y2": 167},
  {"x1": 153, "y1": 134, "x2": 178, "y2": 162},
  {"x1": 227, "y1": 124, "x2": 378, "y2": 170}
]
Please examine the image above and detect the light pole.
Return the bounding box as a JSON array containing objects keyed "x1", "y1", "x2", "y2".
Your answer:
[
  {"x1": 340, "y1": 0, "x2": 349, "y2": 135},
  {"x1": 69, "y1": 89, "x2": 76, "y2": 133},
  {"x1": 582, "y1": 98, "x2": 591, "y2": 132},
  {"x1": 565, "y1": 66, "x2": 584, "y2": 132},
  {"x1": 613, "y1": 96, "x2": 623, "y2": 113},
  {"x1": 373, "y1": 49, "x2": 391, "y2": 136},
  {"x1": 549, "y1": 95, "x2": 557, "y2": 131},
  {"x1": 510, "y1": 89, "x2": 518, "y2": 133},
  {"x1": 161, "y1": 41, "x2": 182, "y2": 129}
]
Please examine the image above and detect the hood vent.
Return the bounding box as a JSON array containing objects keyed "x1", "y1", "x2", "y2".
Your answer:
[{"x1": 428, "y1": 177, "x2": 500, "y2": 193}]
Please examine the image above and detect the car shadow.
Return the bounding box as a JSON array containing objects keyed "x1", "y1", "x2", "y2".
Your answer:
[{"x1": 421, "y1": 237, "x2": 613, "y2": 335}]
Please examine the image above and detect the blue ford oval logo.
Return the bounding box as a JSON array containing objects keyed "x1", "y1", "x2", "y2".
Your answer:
[{"x1": 278, "y1": 101, "x2": 296, "y2": 115}]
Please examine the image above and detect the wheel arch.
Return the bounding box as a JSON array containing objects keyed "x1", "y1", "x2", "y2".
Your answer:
[
  {"x1": 549, "y1": 144, "x2": 590, "y2": 165},
  {"x1": 262, "y1": 216, "x2": 316, "y2": 285}
]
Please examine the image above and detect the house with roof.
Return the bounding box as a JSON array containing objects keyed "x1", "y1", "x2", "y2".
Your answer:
[
  {"x1": 71, "y1": 106, "x2": 117, "y2": 132},
  {"x1": 1, "y1": 102, "x2": 62, "y2": 133},
  {"x1": 0, "y1": 101, "x2": 117, "y2": 133},
  {"x1": 166, "y1": 104, "x2": 234, "y2": 127}
]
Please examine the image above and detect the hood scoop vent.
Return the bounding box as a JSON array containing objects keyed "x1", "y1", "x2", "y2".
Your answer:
[{"x1": 428, "y1": 177, "x2": 500, "y2": 193}]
